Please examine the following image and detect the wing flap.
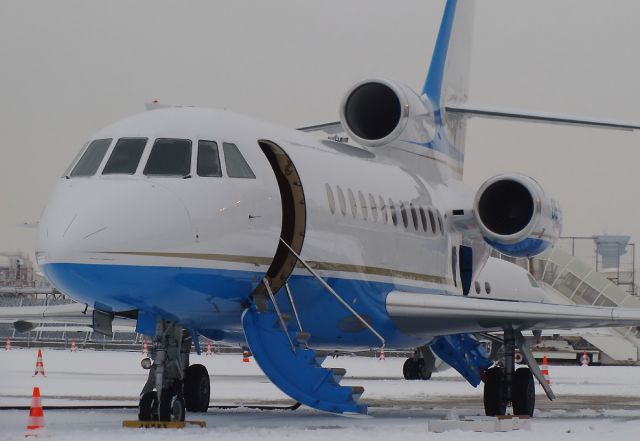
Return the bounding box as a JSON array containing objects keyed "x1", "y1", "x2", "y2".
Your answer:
[{"x1": 387, "y1": 291, "x2": 640, "y2": 338}]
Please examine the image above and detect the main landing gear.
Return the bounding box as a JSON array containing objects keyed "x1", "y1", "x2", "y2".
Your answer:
[
  {"x1": 483, "y1": 328, "x2": 535, "y2": 417},
  {"x1": 403, "y1": 346, "x2": 436, "y2": 380},
  {"x1": 138, "y1": 321, "x2": 210, "y2": 421}
]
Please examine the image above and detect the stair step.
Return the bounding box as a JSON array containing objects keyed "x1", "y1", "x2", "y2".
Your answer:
[
  {"x1": 350, "y1": 386, "x2": 365, "y2": 401},
  {"x1": 331, "y1": 367, "x2": 346, "y2": 382},
  {"x1": 242, "y1": 307, "x2": 368, "y2": 415}
]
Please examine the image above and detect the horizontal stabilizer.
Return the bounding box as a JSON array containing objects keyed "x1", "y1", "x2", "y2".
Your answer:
[
  {"x1": 297, "y1": 122, "x2": 342, "y2": 134},
  {"x1": 446, "y1": 105, "x2": 640, "y2": 131}
]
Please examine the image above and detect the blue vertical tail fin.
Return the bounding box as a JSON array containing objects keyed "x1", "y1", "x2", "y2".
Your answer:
[{"x1": 424, "y1": 0, "x2": 475, "y2": 175}]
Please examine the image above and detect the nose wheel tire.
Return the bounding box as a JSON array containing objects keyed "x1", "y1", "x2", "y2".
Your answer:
[
  {"x1": 138, "y1": 389, "x2": 186, "y2": 422},
  {"x1": 160, "y1": 389, "x2": 186, "y2": 422},
  {"x1": 184, "y1": 364, "x2": 210, "y2": 412},
  {"x1": 403, "y1": 358, "x2": 432, "y2": 380},
  {"x1": 138, "y1": 391, "x2": 159, "y2": 421},
  {"x1": 403, "y1": 358, "x2": 418, "y2": 379}
]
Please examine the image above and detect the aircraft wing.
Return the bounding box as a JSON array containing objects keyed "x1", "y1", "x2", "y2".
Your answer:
[
  {"x1": 0, "y1": 303, "x2": 134, "y2": 332},
  {"x1": 0, "y1": 303, "x2": 93, "y2": 324},
  {"x1": 445, "y1": 105, "x2": 640, "y2": 131},
  {"x1": 387, "y1": 291, "x2": 640, "y2": 338}
]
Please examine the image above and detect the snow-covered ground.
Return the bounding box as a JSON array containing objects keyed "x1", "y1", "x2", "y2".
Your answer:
[{"x1": 1, "y1": 348, "x2": 640, "y2": 440}]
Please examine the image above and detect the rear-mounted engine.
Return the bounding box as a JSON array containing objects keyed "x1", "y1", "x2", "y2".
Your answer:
[{"x1": 473, "y1": 173, "x2": 562, "y2": 257}]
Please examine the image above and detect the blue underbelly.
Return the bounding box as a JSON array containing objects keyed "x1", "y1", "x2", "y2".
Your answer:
[{"x1": 42, "y1": 262, "x2": 436, "y2": 349}]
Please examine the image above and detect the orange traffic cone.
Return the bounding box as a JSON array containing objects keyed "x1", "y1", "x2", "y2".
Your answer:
[
  {"x1": 581, "y1": 351, "x2": 590, "y2": 366},
  {"x1": 541, "y1": 355, "x2": 551, "y2": 385},
  {"x1": 142, "y1": 340, "x2": 148, "y2": 356},
  {"x1": 24, "y1": 386, "x2": 46, "y2": 437},
  {"x1": 70, "y1": 338, "x2": 77, "y2": 352},
  {"x1": 206, "y1": 341, "x2": 212, "y2": 356},
  {"x1": 5, "y1": 336, "x2": 10, "y2": 351},
  {"x1": 242, "y1": 350, "x2": 250, "y2": 363},
  {"x1": 378, "y1": 348, "x2": 385, "y2": 361},
  {"x1": 32, "y1": 349, "x2": 46, "y2": 377}
]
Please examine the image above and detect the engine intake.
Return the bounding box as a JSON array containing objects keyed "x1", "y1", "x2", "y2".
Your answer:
[
  {"x1": 474, "y1": 173, "x2": 562, "y2": 257},
  {"x1": 344, "y1": 83, "x2": 402, "y2": 141},
  {"x1": 339, "y1": 78, "x2": 435, "y2": 148}
]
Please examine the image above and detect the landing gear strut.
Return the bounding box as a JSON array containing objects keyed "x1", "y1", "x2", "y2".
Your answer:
[
  {"x1": 138, "y1": 321, "x2": 210, "y2": 421},
  {"x1": 483, "y1": 327, "x2": 535, "y2": 417}
]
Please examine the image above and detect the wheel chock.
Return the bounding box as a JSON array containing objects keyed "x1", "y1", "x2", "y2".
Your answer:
[
  {"x1": 122, "y1": 420, "x2": 206, "y2": 429},
  {"x1": 428, "y1": 416, "x2": 531, "y2": 433}
]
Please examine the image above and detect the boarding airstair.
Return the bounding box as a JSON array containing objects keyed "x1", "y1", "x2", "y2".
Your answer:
[
  {"x1": 530, "y1": 247, "x2": 640, "y2": 363},
  {"x1": 242, "y1": 304, "x2": 367, "y2": 415}
]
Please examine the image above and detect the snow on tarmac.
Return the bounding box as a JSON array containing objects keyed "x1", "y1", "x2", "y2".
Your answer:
[{"x1": 1, "y1": 348, "x2": 640, "y2": 440}]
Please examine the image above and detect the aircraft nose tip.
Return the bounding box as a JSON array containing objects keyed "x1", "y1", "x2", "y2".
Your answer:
[{"x1": 37, "y1": 179, "x2": 195, "y2": 266}]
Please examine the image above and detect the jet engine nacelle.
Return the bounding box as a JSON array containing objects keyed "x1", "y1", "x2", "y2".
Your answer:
[
  {"x1": 339, "y1": 78, "x2": 435, "y2": 148},
  {"x1": 473, "y1": 173, "x2": 562, "y2": 258}
]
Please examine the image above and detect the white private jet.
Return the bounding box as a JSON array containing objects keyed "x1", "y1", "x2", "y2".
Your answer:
[{"x1": 13, "y1": 0, "x2": 640, "y2": 420}]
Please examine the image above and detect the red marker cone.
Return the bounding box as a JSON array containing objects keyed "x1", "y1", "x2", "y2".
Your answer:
[
  {"x1": 206, "y1": 341, "x2": 212, "y2": 356},
  {"x1": 378, "y1": 348, "x2": 385, "y2": 361},
  {"x1": 70, "y1": 338, "x2": 77, "y2": 352},
  {"x1": 5, "y1": 336, "x2": 10, "y2": 351},
  {"x1": 541, "y1": 355, "x2": 551, "y2": 385},
  {"x1": 32, "y1": 349, "x2": 46, "y2": 377},
  {"x1": 242, "y1": 350, "x2": 250, "y2": 363},
  {"x1": 24, "y1": 386, "x2": 46, "y2": 437}
]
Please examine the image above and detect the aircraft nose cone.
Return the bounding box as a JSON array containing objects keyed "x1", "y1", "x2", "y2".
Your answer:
[{"x1": 37, "y1": 179, "x2": 195, "y2": 267}]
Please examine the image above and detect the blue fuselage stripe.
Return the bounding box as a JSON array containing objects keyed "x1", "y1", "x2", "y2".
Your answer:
[{"x1": 42, "y1": 262, "x2": 447, "y2": 348}]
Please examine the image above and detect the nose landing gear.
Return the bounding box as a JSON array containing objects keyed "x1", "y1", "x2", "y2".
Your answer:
[
  {"x1": 138, "y1": 320, "x2": 210, "y2": 421},
  {"x1": 402, "y1": 346, "x2": 436, "y2": 380}
]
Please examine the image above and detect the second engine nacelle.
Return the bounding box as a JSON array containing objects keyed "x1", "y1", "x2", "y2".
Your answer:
[
  {"x1": 473, "y1": 173, "x2": 562, "y2": 257},
  {"x1": 339, "y1": 78, "x2": 435, "y2": 148}
]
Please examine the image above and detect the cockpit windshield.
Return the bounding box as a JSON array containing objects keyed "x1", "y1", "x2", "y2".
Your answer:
[
  {"x1": 144, "y1": 139, "x2": 192, "y2": 176},
  {"x1": 69, "y1": 139, "x2": 111, "y2": 177}
]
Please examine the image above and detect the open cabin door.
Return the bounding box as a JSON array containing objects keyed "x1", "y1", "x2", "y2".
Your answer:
[{"x1": 251, "y1": 140, "x2": 306, "y2": 303}]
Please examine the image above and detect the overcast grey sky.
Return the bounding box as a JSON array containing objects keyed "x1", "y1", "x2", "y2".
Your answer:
[{"x1": 1, "y1": 0, "x2": 639, "y2": 262}]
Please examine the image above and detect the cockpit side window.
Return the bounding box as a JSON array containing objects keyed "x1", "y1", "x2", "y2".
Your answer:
[
  {"x1": 197, "y1": 140, "x2": 222, "y2": 177},
  {"x1": 103, "y1": 138, "x2": 147, "y2": 175},
  {"x1": 69, "y1": 139, "x2": 112, "y2": 177},
  {"x1": 144, "y1": 139, "x2": 192, "y2": 176},
  {"x1": 223, "y1": 143, "x2": 256, "y2": 178}
]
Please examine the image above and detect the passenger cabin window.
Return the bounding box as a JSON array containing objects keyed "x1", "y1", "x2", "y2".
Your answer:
[
  {"x1": 348, "y1": 189, "x2": 357, "y2": 218},
  {"x1": 389, "y1": 199, "x2": 398, "y2": 226},
  {"x1": 326, "y1": 184, "x2": 336, "y2": 215},
  {"x1": 103, "y1": 138, "x2": 147, "y2": 175},
  {"x1": 358, "y1": 191, "x2": 368, "y2": 221},
  {"x1": 144, "y1": 139, "x2": 192, "y2": 176},
  {"x1": 419, "y1": 207, "x2": 428, "y2": 233},
  {"x1": 379, "y1": 196, "x2": 388, "y2": 224},
  {"x1": 369, "y1": 194, "x2": 378, "y2": 222},
  {"x1": 223, "y1": 143, "x2": 255, "y2": 178},
  {"x1": 410, "y1": 204, "x2": 419, "y2": 231},
  {"x1": 70, "y1": 138, "x2": 111, "y2": 177},
  {"x1": 428, "y1": 208, "x2": 436, "y2": 235},
  {"x1": 337, "y1": 186, "x2": 347, "y2": 216},
  {"x1": 197, "y1": 140, "x2": 222, "y2": 177},
  {"x1": 400, "y1": 203, "x2": 408, "y2": 229}
]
